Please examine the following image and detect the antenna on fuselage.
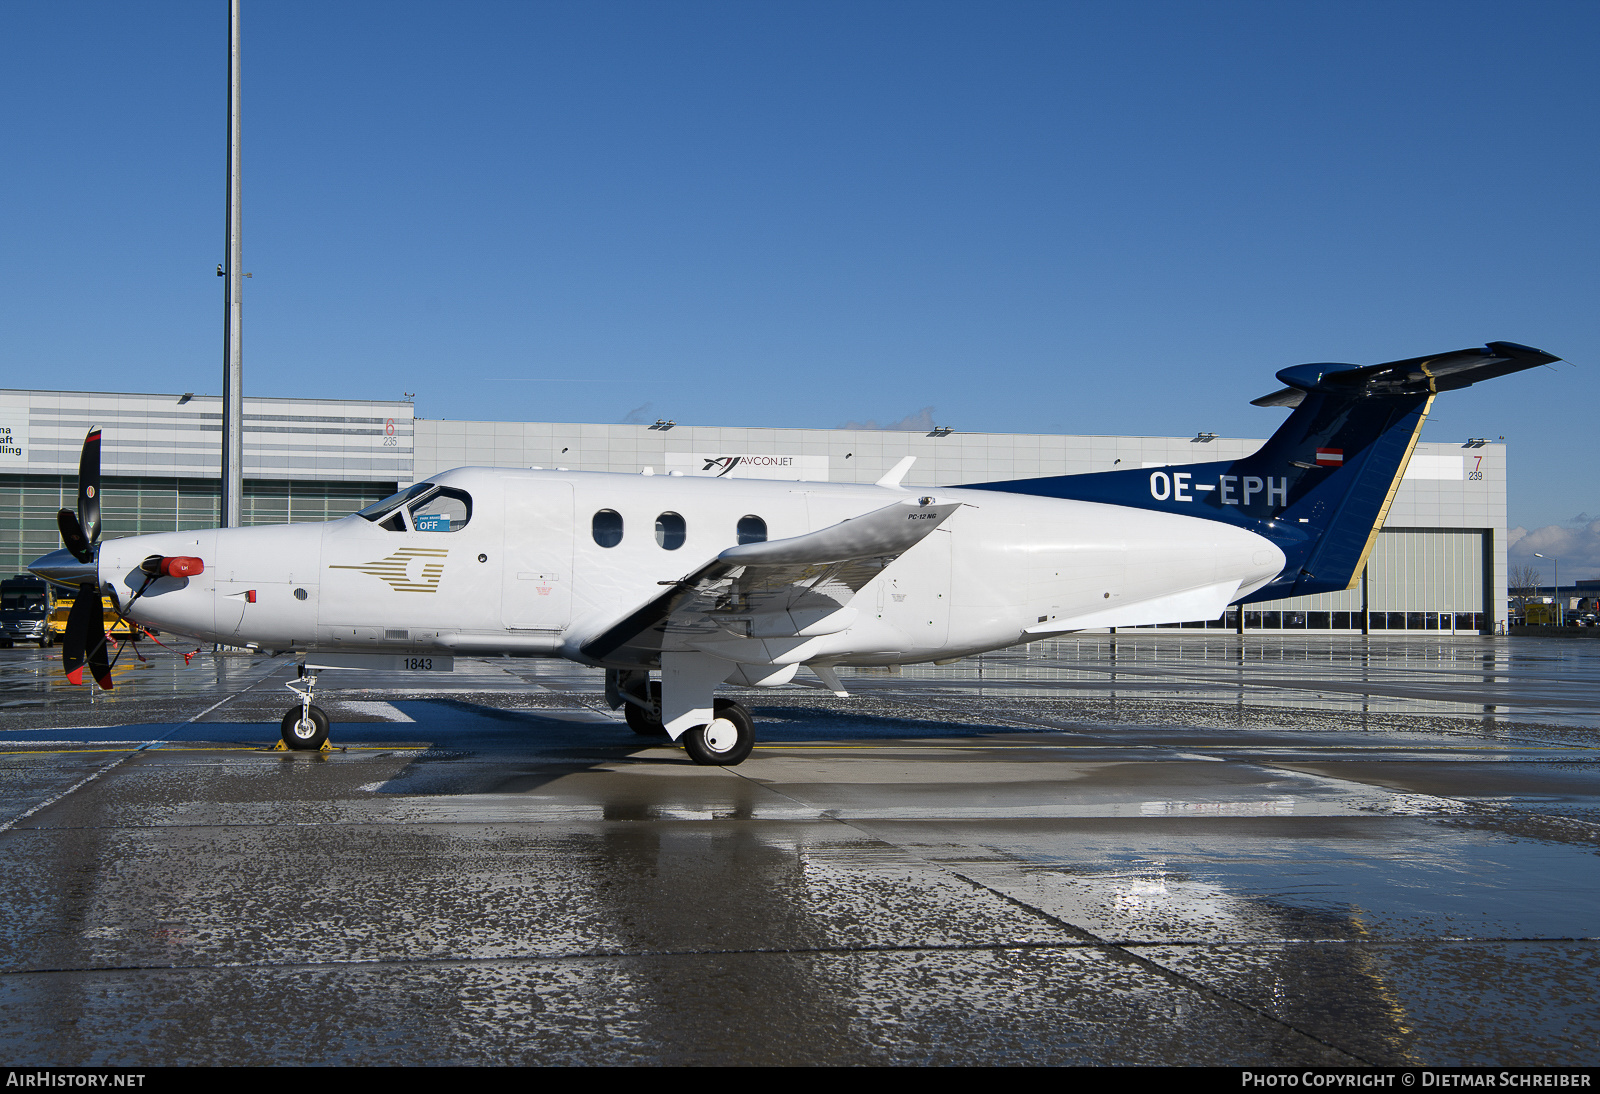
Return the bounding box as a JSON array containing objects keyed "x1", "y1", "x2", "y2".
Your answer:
[{"x1": 875, "y1": 456, "x2": 916, "y2": 488}]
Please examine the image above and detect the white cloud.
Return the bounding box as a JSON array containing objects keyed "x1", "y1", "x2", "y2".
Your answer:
[
  {"x1": 840, "y1": 406, "x2": 937, "y2": 432},
  {"x1": 1507, "y1": 520, "x2": 1600, "y2": 581}
]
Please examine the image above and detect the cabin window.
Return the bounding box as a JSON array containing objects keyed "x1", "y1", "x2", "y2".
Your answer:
[
  {"x1": 736, "y1": 514, "x2": 767, "y2": 545},
  {"x1": 409, "y1": 487, "x2": 471, "y2": 532},
  {"x1": 592, "y1": 509, "x2": 624, "y2": 548},
  {"x1": 655, "y1": 511, "x2": 686, "y2": 550}
]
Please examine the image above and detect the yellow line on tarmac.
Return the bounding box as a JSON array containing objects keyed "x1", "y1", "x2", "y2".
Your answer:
[{"x1": 0, "y1": 748, "x2": 154, "y2": 756}]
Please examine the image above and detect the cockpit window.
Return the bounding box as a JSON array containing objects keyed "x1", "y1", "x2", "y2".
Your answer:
[
  {"x1": 360, "y1": 482, "x2": 473, "y2": 532},
  {"x1": 409, "y1": 487, "x2": 472, "y2": 532},
  {"x1": 357, "y1": 483, "x2": 433, "y2": 522}
]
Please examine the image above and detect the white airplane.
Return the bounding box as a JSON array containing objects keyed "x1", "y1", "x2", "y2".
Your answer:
[{"x1": 30, "y1": 341, "x2": 1559, "y2": 764}]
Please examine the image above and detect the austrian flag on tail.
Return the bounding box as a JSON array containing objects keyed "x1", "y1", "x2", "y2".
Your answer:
[{"x1": 1315, "y1": 448, "x2": 1343, "y2": 467}]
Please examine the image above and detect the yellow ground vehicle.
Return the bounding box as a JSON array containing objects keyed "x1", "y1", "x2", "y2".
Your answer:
[
  {"x1": 1521, "y1": 602, "x2": 1560, "y2": 625},
  {"x1": 48, "y1": 593, "x2": 145, "y2": 641}
]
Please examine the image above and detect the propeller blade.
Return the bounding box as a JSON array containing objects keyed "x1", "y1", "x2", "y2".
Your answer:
[
  {"x1": 61, "y1": 582, "x2": 100, "y2": 686},
  {"x1": 78, "y1": 427, "x2": 102, "y2": 546},
  {"x1": 57, "y1": 509, "x2": 93, "y2": 564},
  {"x1": 63, "y1": 583, "x2": 114, "y2": 690},
  {"x1": 86, "y1": 619, "x2": 114, "y2": 691}
]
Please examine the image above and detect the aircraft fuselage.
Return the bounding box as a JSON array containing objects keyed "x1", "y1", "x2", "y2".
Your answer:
[{"x1": 93, "y1": 467, "x2": 1283, "y2": 667}]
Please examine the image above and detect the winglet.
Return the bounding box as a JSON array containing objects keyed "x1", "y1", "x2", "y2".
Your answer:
[{"x1": 875, "y1": 456, "x2": 916, "y2": 488}]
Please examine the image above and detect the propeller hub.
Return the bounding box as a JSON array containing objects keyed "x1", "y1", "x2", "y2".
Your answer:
[{"x1": 28, "y1": 547, "x2": 98, "y2": 587}]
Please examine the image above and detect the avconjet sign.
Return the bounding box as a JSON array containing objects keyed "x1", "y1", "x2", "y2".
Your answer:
[{"x1": 665, "y1": 453, "x2": 830, "y2": 482}]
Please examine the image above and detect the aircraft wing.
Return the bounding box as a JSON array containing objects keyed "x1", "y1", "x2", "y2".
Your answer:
[{"x1": 579, "y1": 498, "x2": 962, "y2": 665}]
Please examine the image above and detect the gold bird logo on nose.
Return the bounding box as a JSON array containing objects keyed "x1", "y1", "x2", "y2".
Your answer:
[{"x1": 328, "y1": 547, "x2": 449, "y2": 593}]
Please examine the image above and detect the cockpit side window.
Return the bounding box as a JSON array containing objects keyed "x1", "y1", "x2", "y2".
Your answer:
[
  {"x1": 361, "y1": 483, "x2": 473, "y2": 532},
  {"x1": 358, "y1": 483, "x2": 432, "y2": 522},
  {"x1": 408, "y1": 487, "x2": 472, "y2": 532}
]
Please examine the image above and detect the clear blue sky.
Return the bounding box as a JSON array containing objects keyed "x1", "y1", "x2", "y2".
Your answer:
[{"x1": 4, "y1": 2, "x2": 1597, "y2": 573}]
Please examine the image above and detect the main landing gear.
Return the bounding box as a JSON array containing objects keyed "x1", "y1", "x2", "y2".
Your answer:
[
  {"x1": 278, "y1": 667, "x2": 331, "y2": 751},
  {"x1": 608, "y1": 669, "x2": 755, "y2": 766},
  {"x1": 683, "y1": 699, "x2": 755, "y2": 766},
  {"x1": 623, "y1": 681, "x2": 668, "y2": 737}
]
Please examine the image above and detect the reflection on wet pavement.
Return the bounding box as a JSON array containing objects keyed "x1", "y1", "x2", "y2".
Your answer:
[
  {"x1": 856, "y1": 633, "x2": 1600, "y2": 728},
  {"x1": 0, "y1": 636, "x2": 1597, "y2": 1064}
]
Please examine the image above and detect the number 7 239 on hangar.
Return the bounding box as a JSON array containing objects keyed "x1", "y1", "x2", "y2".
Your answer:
[{"x1": 29, "y1": 341, "x2": 1561, "y2": 765}]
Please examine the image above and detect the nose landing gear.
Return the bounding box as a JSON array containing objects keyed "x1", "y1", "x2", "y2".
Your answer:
[{"x1": 277, "y1": 667, "x2": 331, "y2": 751}]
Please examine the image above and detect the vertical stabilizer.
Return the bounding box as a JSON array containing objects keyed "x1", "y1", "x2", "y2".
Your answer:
[{"x1": 966, "y1": 341, "x2": 1559, "y2": 603}]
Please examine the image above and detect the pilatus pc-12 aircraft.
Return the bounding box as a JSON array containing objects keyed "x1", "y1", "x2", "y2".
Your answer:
[{"x1": 30, "y1": 341, "x2": 1559, "y2": 765}]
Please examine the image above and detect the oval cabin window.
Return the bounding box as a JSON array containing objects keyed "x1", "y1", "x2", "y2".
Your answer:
[
  {"x1": 655, "y1": 511, "x2": 686, "y2": 551},
  {"x1": 592, "y1": 509, "x2": 623, "y2": 548},
  {"x1": 736, "y1": 514, "x2": 767, "y2": 544}
]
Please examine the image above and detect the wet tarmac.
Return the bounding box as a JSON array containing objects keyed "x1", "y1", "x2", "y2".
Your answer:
[{"x1": 1, "y1": 634, "x2": 1597, "y2": 1065}]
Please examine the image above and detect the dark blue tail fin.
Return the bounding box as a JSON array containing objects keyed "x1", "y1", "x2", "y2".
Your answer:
[{"x1": 967, "y1": 341, "x2": 1559, "y2": 603}]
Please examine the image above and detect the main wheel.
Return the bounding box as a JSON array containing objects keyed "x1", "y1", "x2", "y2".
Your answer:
[
  {"x1": 682, "y1": 699, "x2": 755, "y2": 766},
  {"x1": 281, "y1": 704, "x2": 330, "y2": 751},
  {"x1": 624, "y1": 682, "x2": 668, "y2": 737}
]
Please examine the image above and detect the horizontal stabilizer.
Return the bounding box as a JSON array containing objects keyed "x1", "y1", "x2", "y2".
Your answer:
[{"x1": 1251, "y1": 341, "x2": 1559, "y2": 408}]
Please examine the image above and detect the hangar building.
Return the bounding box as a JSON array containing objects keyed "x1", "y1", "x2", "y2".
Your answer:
[{"x1": 0, "y1": 387, "x2": 1507, "y2": 634}]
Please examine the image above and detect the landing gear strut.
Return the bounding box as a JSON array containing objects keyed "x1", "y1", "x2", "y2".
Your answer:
[
  {"x1": 624, "y1": 682, "x2": 668, "y2": 737},
  {"x1": 608, "y1": 669, "x2": 669, "y2": 736},
  {"x1": 279, "y1": 667, "x2": 330, "y2": 751}
]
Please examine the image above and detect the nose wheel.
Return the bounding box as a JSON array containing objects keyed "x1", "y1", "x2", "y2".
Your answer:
[
  {"x1": 683, "y1": 699, "x2": 755, "y2": 766},
  {"x1": 281, "y1": 704, "x2": 330, "y2": 750}
]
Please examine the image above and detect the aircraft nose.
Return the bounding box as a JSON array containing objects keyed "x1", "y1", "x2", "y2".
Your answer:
[{"x1": 29, "y1": 547, "x2": 98, "y2": 586}]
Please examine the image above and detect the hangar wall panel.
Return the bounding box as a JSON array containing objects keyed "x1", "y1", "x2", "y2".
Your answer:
[{"x1": 0, "y1": 475, "x2": 395, "y2": 578}]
